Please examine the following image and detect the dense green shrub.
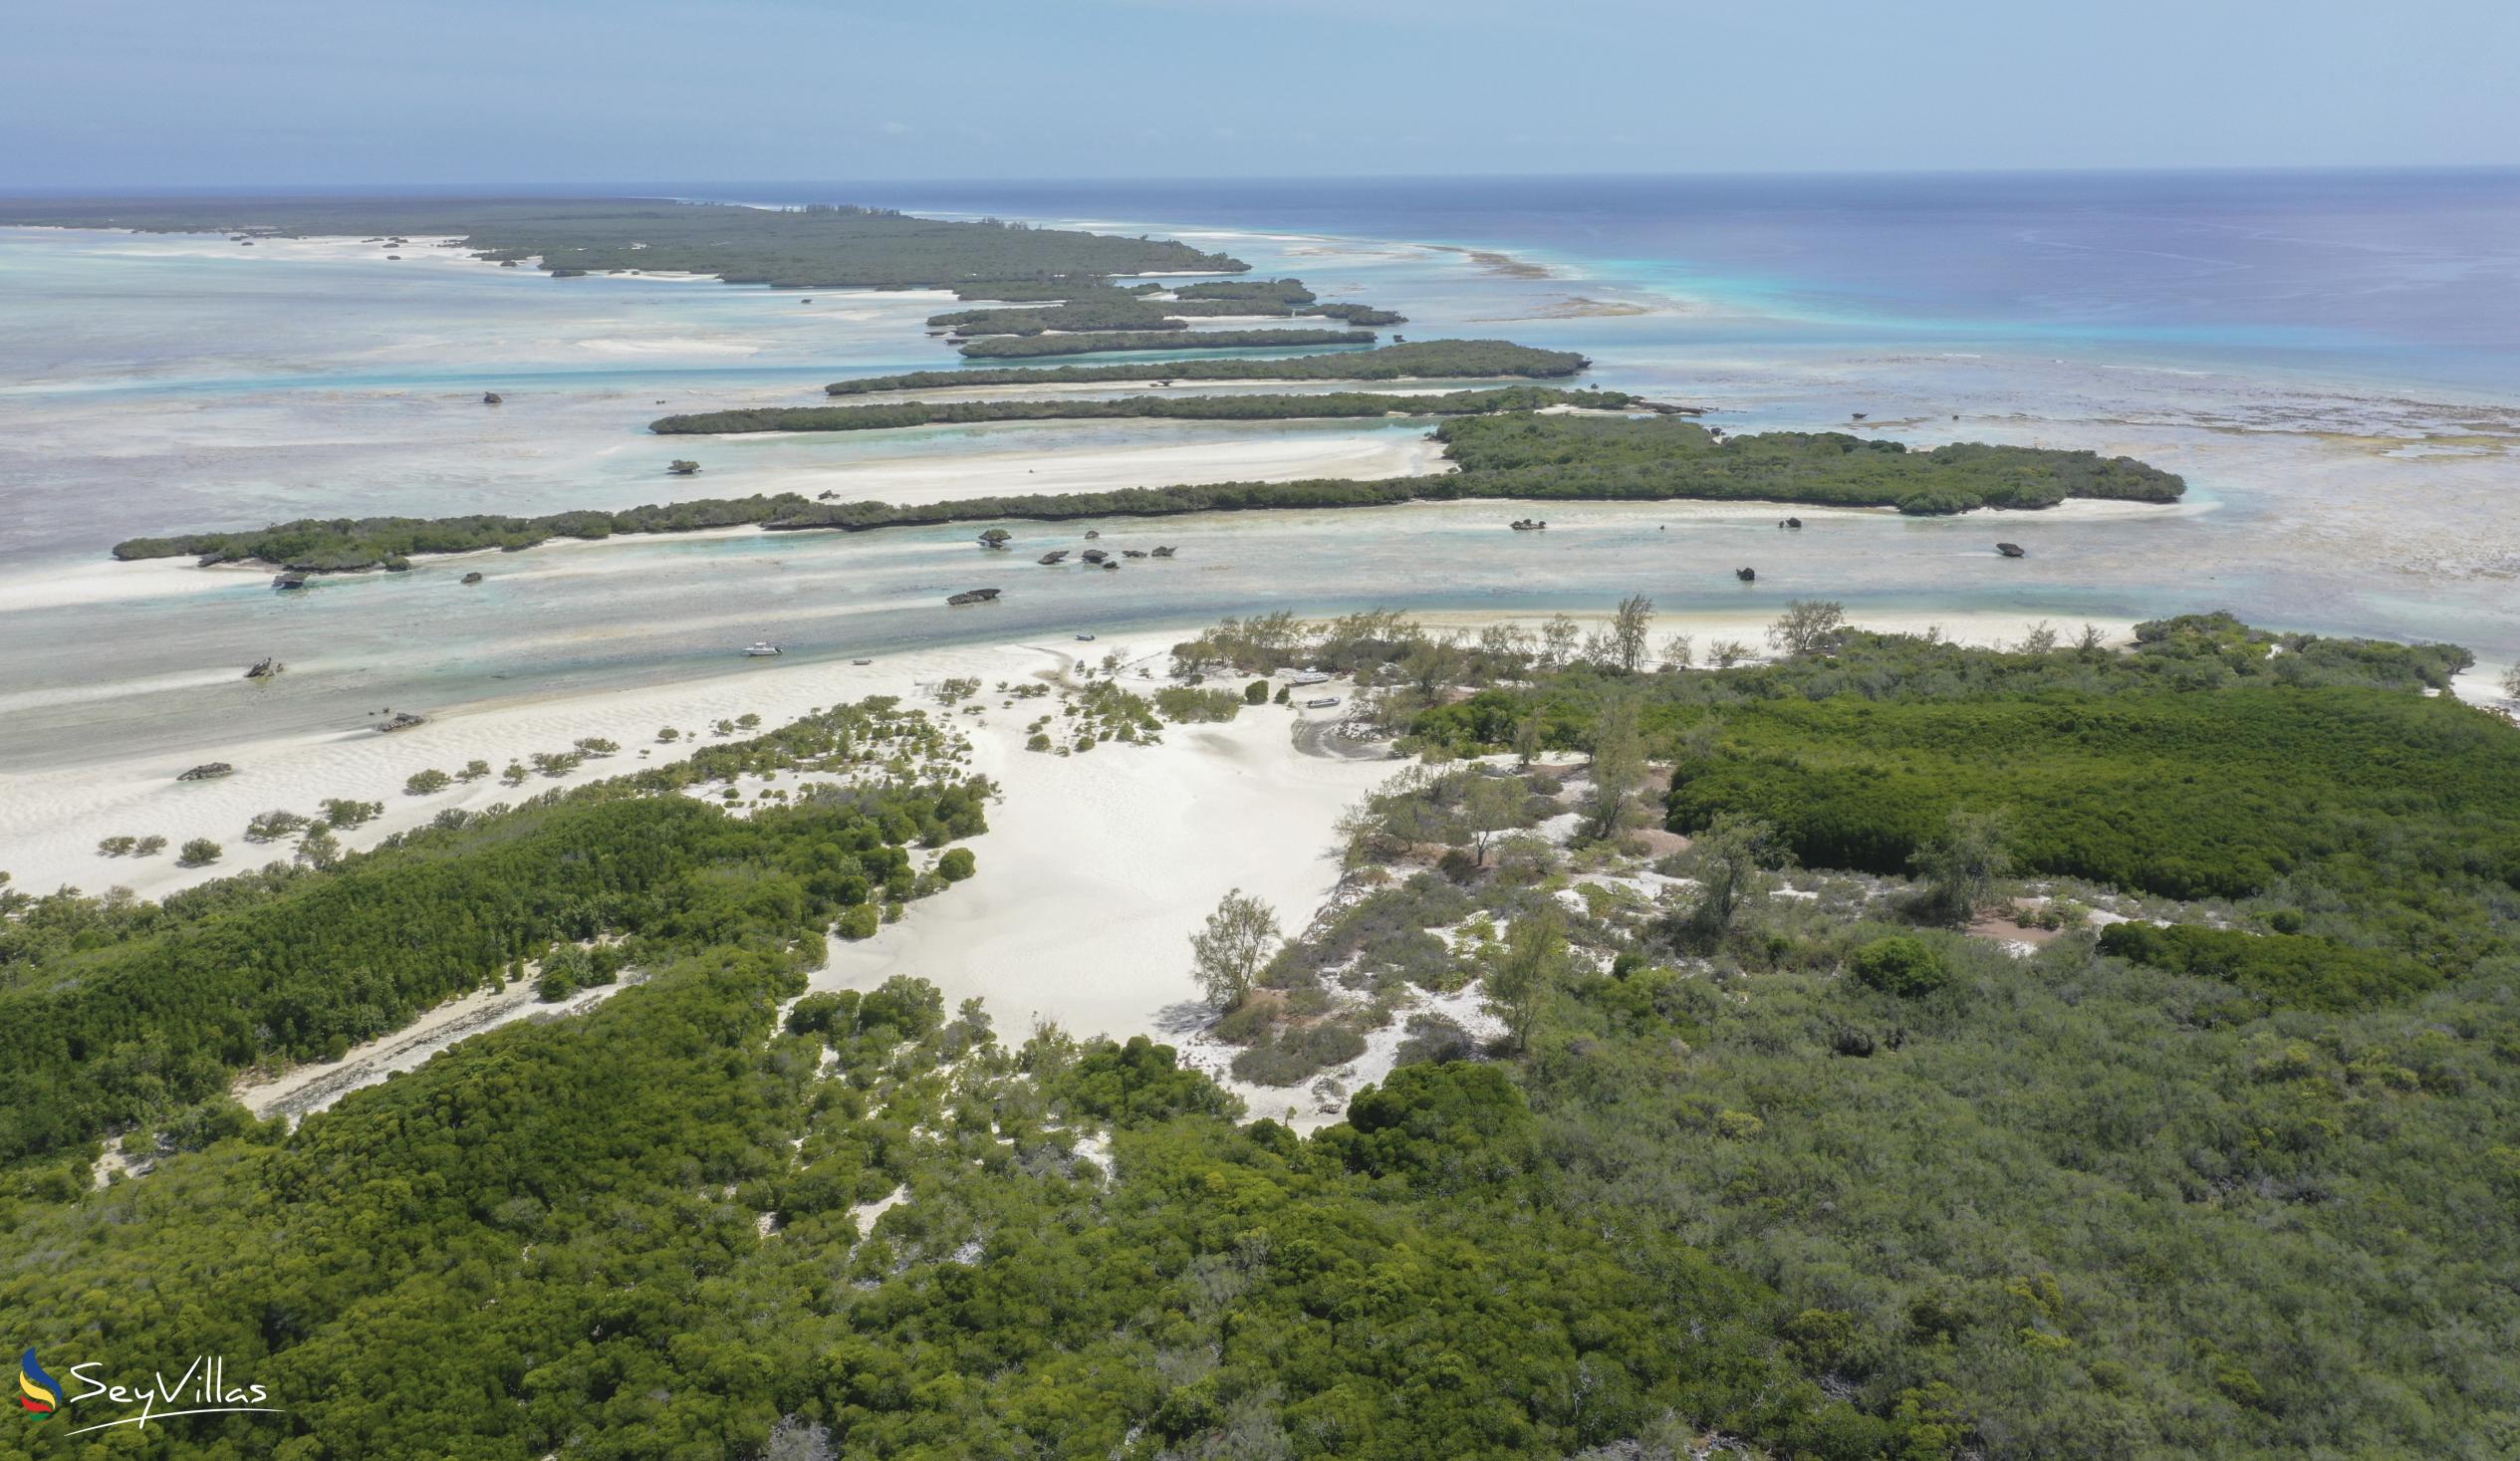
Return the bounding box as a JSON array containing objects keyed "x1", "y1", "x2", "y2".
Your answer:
[
  {"x1": 2098, "y1": 920, "x2": 2442, "y2": 1011},
  {"x1": 1848, "y1": 935, "x2": 1950, "y2": 996}
]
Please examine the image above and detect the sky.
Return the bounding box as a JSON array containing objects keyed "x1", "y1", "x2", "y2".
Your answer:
[{"x1": 3, "y1": 0, "x2": 2515, "y2": 189}]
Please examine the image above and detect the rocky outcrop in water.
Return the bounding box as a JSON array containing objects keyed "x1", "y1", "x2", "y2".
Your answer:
[
  {"x1": 244, "y1": 657, "x2": 283, "y2": 680},
  {"x1": 1038, "y1": 550, "x2": 1071, "y2": 565},
  {"x1": 1080, "y1": 549, "x2": 1108, "y2": 564},
  {"x1": 1735, "y1": 567, "x2": 1757, "y2": 582},
  {"x1": 482, "y1": 391, "x2": 502, "y2": 404},
  {"x1": 273, "y1": 572, "x2": 309, "y2": 591},
  {"x1": 1997, "y1": 542, "x2": 2027, "y2": 558},
  {"x1": 462, "y1": 571, "x2": 484, "y2": 585},
  {"x1": 1149, "y1": 546, "x2": 1177, "y2": 559},
  {"x1": 946, "y1": 588, "x2": 1002, "y2": 606},
  {"x1": 177, "y1": 763, "x2": 235, "y2": 781},
  {"x1": 376, "y1": 711, "x2": 429, "y2": 733}
]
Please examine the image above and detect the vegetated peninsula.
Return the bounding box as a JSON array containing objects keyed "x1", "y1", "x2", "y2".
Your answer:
[
  {"x1": 930, "y1": 298, "x2": 1403, "y2": 335},
  {"x1": 826, "y1": 339, "x2": 1591, "y2": 394},
  {"x1": 8, "y1": 608, "x2": 2516, "y2": 1456},
  {"x1": 649, "y1": 386, "x2": 1647, "y2": 435},
  {"x1": 958, "y1": 327, "x2": 1377, "y2": 359},
  {"x1": 0, "y1": 196, "x2": 1249, "y2": 289},
  {"x1": 112, "y1": 415, "x2": 2183, "y2": 571}
]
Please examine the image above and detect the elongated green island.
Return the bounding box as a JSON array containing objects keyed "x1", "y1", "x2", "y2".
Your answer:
[
  {"x1": 112, "y1": 415, "x2": 2183, "y2": 570},
  {"x1": 649, "y1": 386, "x2": 1648, "y2": 434},
  {"x1": 0, "y1": 196, "x2": 1249, "y2": 289},
  {"x1": 826, "y1": 339, "x2": 1592, "y2": 394},
  {"x1": 928, "y1": 287, "x2": 1402, "y2": 335},
  {"x1": 959, "y1": 327, "x2": 1376, "y2": 359}
]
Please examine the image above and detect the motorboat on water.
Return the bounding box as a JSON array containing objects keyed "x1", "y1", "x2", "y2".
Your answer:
[
  {"x1": 742, "y1": 642, "x2": 783, "y2": 657},
  {"x1": 852, "y1": 657, "x2": 874, "y2": 665},
  {"x1": 1074, "y1": 632, "x2": 1098, "y2": 641}
]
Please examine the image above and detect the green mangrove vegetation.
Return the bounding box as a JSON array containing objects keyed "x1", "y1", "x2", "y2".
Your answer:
[
  {"x1": 0, "y1": 197, "x2": 1247, "y2": 289},
  {"x1": 927, "y1": 296, "x2": 1404, "y2": 335},
  {"x1": 6, "y1": 612, "x2": 2518, "y2": 1456},
  {"x1": 1151, "y1": 605, "x2": 2520, "y2": 1453},
  {"x1": 649, "y1": 385, "x2": 1643, "y2": 435},
  {"x1": 927, "y1": 299, "x2": 1196, "y2": 334},
  {"x1": 1171, "y1": 277, "x2": 1318, "y2": 304},
  {"x1": 118, "y1": 410, "x2": 2181, "y2": 570},
  {"x1": 824, "y1": 338, "x2": 1591, "y2": 393},
  {"x1": 0, "y1": 698, "x2": 985, "y2": 1169},
  {"x1": 957, "y1": 327, "x2": 1376, "y2": 359},
  {"x1": 1437, "y1": 413, "x2": 2187, "y2": 512}
]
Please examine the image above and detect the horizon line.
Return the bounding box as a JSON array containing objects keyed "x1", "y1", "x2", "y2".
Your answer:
[{"x1": 5, "y1": 161, "x2": 2519, "y2": 199}]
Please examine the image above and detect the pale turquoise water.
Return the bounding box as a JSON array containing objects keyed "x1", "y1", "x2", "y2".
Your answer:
[{"x1": 3, "y1": 174, "x2": 2516, "y2": 776}]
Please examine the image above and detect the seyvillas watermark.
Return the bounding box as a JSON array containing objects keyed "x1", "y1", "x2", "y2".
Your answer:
[{"x1": 17, "y1": 1345, "x2": 285, "y2": 1436}]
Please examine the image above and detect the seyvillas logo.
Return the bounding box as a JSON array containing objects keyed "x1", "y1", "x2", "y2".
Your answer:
[
  {"x1": 14, "y1": 1346, "x2": 283, "y2": 1436},
  {"x1": 17, "y1": 1348, "x2": 60, "y2": 1416}
]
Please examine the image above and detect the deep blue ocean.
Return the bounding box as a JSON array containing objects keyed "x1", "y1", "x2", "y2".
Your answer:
[{"x1": 700, "y1": 169, "x2": 2520, "y2": 397}]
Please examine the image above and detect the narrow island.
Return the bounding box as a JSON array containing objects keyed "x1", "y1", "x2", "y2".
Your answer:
[
  {"x1": 958, "y1": 327, "x2": 1377, "y2": 360},
  {"x1": 0, "y1": 196, "x2": 1249, "y2": 289},
  {"x1": 649, "y1": 385, "x2": 1652, "y2": 435},
  {"x1": 824, "y1": 339, "x2": 1592, "y2": 395},
  {"x1": 111, "y1": 414, "x2": 2184, "y2": 572},
  {"x1": 928, "y1": 281, "x2": 1403, "y2": 335}
]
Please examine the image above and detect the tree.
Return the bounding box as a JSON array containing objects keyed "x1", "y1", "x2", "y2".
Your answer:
[
  {"x1": 1190, "y1": 888, "x2": 1282, "y2": 1010},
  {"x1": 295, "y1": 825, "x2": 344, "y2": 870},
  {"x1": 2502, "y1": 662, "x2": 2520, "y2": 701},
  {"x1": 1245, "y1": 678, "x2": 1270, "y2": 705},
  {"x1": 1540, "y1": 613, "x2": 1581, "y2": 670},
  {"x1": 1512, "y1": 711, "x2": 1544, "y2": 768},
  {"x1": 1608, "y1": 594, "x2": 1655, "y2": 674},
  {"x1": 1488, "y1": 907, "x2": 1569, "y2": 1052},
  {"x1": 1581, "y1": 689, "x2": 1643, "y2": 841},
  {"x1": 1768, "y1": 600, "x2": 1848, "y2": 657},
  {"x1": 404, "y1": 768, "x2": 452, "y2": 796},
  {"x1": 177, "y1": 838, "x2": 223, "y2": 866},
  {"x1": 243, "y1": 810, "x2": 308, "y2": 843},
  {"x1": 1849, "y1": 935, "x2": 1950, "y2": 996},
  {"x1": 1400, "y1": 631, "x2": 1465, "y2": 701},
  {"x1": 937, "y1": 848, "x2": 976, "y2": 881},
  {"x1": 1682, "y1": 813, "x2": 1779, "y2": 943},
  {"x1": 323, "y1": 798, "x2": 381, "y2": 829},
  {"x1": 1708, "y1": 638, "x2": 1752, "y2": 668},
  {"x1": 1460, "y1": 771, "x2": 1526, "y2": 866},
  {"x1": 1909, "y1": 807, "x2": 2013, "y2": 922},
  {"x1": 1657, "y1": 632, "x2": 1694, "y2": 671},
  {"x1": 2018, "y1": 620, "x2": 2059, "y2": 654}
]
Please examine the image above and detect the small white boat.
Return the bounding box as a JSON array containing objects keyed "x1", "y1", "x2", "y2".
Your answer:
[
  {"x1": 1289, "y1": 671, "x2": 1331, "y2": 686},
  {"x1": 742, "y1": 642, "x2": 783, "y2": 657},
  {"x1": 1074, "y1": 632, "x2": 1098, "y2": 641},
  {"x1": 1306, "y1": 696, "x2": 1342, "y2": 709}
]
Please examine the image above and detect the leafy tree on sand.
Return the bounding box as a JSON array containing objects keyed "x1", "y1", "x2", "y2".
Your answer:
[{"x1": 1190, "y1": 888, "x2": 1282, "y2": 1011}]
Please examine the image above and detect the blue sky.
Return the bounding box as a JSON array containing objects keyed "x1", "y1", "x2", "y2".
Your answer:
[{"x1": 4, "y1": 0, "x2": 2514, "y2": 187}]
